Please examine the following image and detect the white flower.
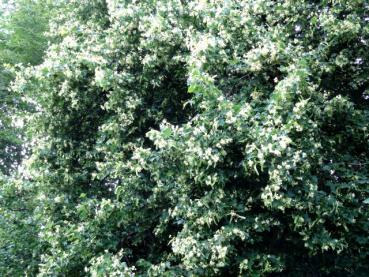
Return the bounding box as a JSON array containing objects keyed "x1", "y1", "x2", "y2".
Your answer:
[{"x1": 95, "y1": 68, "x2": 105, "y2": 83}]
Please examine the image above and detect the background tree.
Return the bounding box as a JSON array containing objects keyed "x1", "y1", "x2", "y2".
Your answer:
[
  {"x1": 0, "y1": 0, "x2": 54, "y2": 275},
  {"x1": 0, "y1": 0, "x2": 51, "y2": 174}
]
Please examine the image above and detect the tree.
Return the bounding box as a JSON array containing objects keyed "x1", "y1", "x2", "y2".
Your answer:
[
  {"x1": 0, "y1": 0, "x2": 51, "y2": 175},
  {"x1": 0, "y1": 175, "x2": 41, "y2": 276},
  {"x1": 11, "y1": 0, "x2": 369, "y2": 276},
  {"x1": 0, "y1": 0, "x2": 54, "y2": 275}
]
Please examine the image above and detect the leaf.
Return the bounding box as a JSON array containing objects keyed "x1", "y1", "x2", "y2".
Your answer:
[
  {"x1": 162, "y1": 128, "x2": 172, "y2": 138},
  {"x1": 188, "y1": 85, "x2": 197, "y2": 93}
]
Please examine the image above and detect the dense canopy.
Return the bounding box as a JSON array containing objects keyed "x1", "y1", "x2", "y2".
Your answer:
[{"x1": 1, "y1": 0, "x2": 369, "y2": 276}]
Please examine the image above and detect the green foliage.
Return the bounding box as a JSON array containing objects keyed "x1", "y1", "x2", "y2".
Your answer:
[
  {"x1": 0, "y1": 1, "x2": 54, "y2": 275},
  {"x1": 0, "y1": 0, "x2": 52, "y2": 174},
  {"x1": 0, "y1": 175, "x2": 41, "y2": 276},
  {"x1": 4, "y1": 0, "x2": 369, "y2": 276}
]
